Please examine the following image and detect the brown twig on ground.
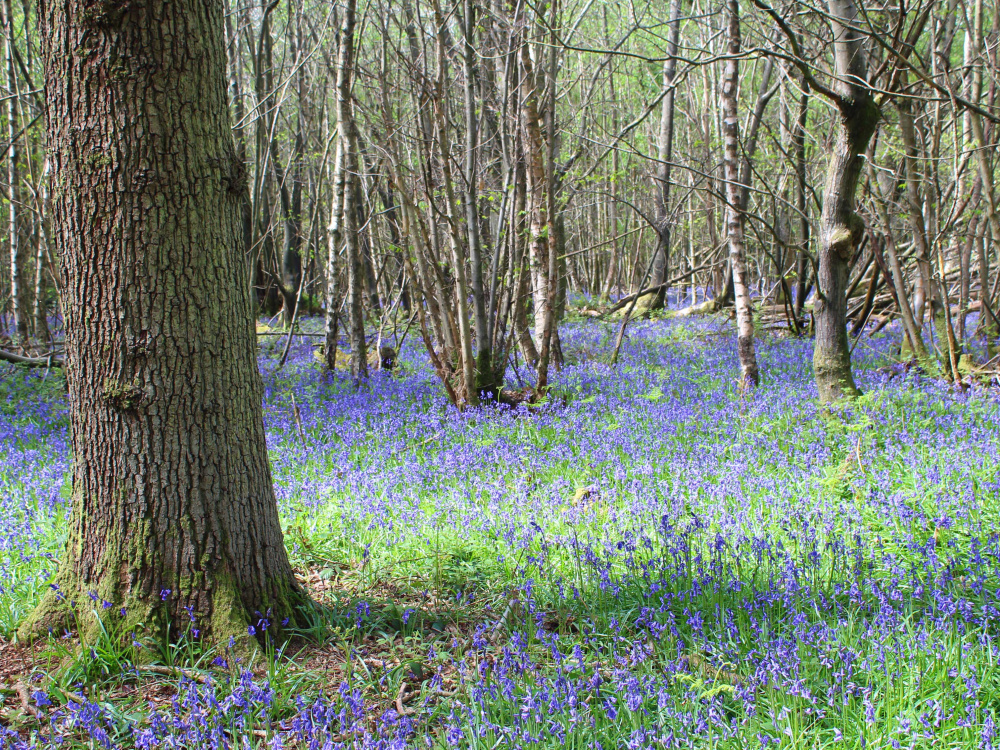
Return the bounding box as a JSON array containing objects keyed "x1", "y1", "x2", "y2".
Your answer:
[
  {"x1": 14, "y1": 681, "x2": 39, "y2": 718},
  {"x1": 140, "y1": 665, "x2": 212, "y2": 684},
  {"x1": 395, "y1": 682, "x2": 416, "y2": 716}
]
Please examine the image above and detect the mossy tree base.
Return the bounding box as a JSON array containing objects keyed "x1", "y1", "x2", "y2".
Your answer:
[
  {"x1": 18, "y1": 559, "x2": 307, "y2": 657},
  {"x1": 813, "y1": 346, "x2": 861, "y2": 404},
  {"x1": 33, "y1": 0, "x2": 306, "y2": 650}
]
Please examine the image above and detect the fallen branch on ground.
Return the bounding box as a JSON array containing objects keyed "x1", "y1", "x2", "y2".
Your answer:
[
  {"x1": 605, "y1": 264, "x2": 713, "y2": 315},
  {"x1": 0, "y1": 349, "x2": 63, "y2": 368},
  {"x1": 14, "y1": 682, "x2": 39, "y2": 718}
]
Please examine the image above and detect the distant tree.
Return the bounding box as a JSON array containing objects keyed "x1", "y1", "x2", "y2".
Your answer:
[{"x1": 21, "y1": 0, "x2": 302, "y2": 645}]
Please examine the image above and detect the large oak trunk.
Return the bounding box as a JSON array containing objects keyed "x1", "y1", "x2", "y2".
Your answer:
[{"x1": 23, "y1": 0, "x2": 301, "y2": 644}]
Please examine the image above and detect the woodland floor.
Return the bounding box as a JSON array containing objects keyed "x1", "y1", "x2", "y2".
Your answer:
[{"x1": 1, "y1": 309, "x2": 1000, "y2": 748}]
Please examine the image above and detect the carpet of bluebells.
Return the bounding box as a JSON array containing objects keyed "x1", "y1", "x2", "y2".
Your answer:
[{"x1": 2, "y1": 312, "x2": 1000, "y2": 749}]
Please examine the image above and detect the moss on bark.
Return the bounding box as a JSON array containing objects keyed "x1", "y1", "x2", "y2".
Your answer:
[{"x1": 813, "y1": 346, "x2": 861, "y2": 403}]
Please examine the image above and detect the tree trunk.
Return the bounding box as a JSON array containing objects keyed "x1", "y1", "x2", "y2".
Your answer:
[
  {"x1": 880, "y1": 212, "x2": 929, "y2": 360},
  {"x1": 959, "y1": 210, "x2": 978, "y2": 346},
  {"x1": 969, "y1": 0, "x2": 999, "y2": 345},
  {"x1": 792, "y1": 77, "x2": 811, "y2": 320},
  {"x1": 896, "y1": 81, "x2": 941, "y2": 336},
  {"x1": 648, "y1": 0, "x2": 682, "y2": 309},
  {"x1": 336, "y1": 0, "x2": 368, "y2": 381},
  {"x1": 896, "y1": 76, "x2": 940, "y2": 359},
  {"x1": 33, "y1": 159, "x2": 54, "y2": 347},
  {"x1": 277, "y1": 136, "x2": 303, "y2": 328},
  {"x1": 3, "y1": 0, "x2": 28, "y2": 348},
  {"x1": 432, "y1": 41, "x2": 478, "y2": 406},
  {"x1": 461, "y1": 0, "x2": 494, "y2": 398},
  {"x1": 812, "y1": 0, "x2": 879, "y2": 402},
  {"x1": 519, "y1": 41, "x2": 555, "y2": 388},
  {"x1": 601, "y1": 146, "x2": 620, "y2": 302},
  {"x1": 722, "y1": 0, "x2": 759, "y2": 389},
  {"x1": 23, "y1": 0, "x2": 301, "y2": 646},
  {"x1": 324, "y1": 138, "x2": 345, "y2": 371},
  {"x1": 511, "y1": 157, "x2": 538, "y2": 367}
]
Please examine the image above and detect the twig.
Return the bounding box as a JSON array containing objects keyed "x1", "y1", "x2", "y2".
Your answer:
[
  {"x1": 395, "y1": 311, "x2": 419, "y2": 355},
  {"x1": 489, "y1": 594, "x2": 520, "y2": 644},
  {"x1": 139, "y1": 665, "x2": 212, "y2": 685},
  {"x1": 14, "y1": 682, "x2": 39, "y2": 719},
  {"x1": 289, "y1": 393, "x2": 308, "y2": 447},
  {"x1": 395, "y1": 682, "x2": 416, "y2": 716},
  {"x1": 395, "y1": 681, "x2": 459, "y2": 717},
  {"x1": 276, "y1": 271, "x2": 309, "y2": 370}
]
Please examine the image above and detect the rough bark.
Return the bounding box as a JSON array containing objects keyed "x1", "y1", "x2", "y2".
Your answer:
[{"x1": 23, "y1": 0, "x2": 302, "y2": 646}]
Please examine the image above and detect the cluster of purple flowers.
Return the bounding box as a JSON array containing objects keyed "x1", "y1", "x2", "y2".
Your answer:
[
  {"x1": 1, "y1": 315, "x2": 999, "y2": 747},
  {"x1": 0, "y1": 674, "x2": 415, "y2": 750}
]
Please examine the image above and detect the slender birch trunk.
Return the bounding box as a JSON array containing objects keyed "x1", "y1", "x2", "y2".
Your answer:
[{"x1": 722, "y1": 0, "x2": 759, "y2": 389}]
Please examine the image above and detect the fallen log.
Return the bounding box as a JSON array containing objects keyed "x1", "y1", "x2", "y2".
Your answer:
[{"x1": 606, "y1": 264, "x2": 713, "y2": 316}]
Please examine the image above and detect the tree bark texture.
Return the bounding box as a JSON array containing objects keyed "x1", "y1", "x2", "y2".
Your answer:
[
  {"x1": 335, "y1": 0, "x2": 368, "y2": 381},
  {"x1": 813, "y1": 0, "x2": 878, "y2": 402},
  {"x1": 792, "y1": 77, "x2": 811, "y2": 320},
  {"x1": 462, "y1": 0, "x2": 493, "y2": 397},
  {"x1": 519, "y1": 42, "x2": 556, "y2": 389},
  {"x1": 24, "y1": 0, "x2": 301, "y2": 645},
  {"x1": 722, "y1": 0, "x2": 759, "y2": 389}
]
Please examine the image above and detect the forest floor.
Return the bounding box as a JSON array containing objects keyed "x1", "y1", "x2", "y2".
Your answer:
[{"x1": 1, "y1": 312, "x2": 999, "y2": 749}]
